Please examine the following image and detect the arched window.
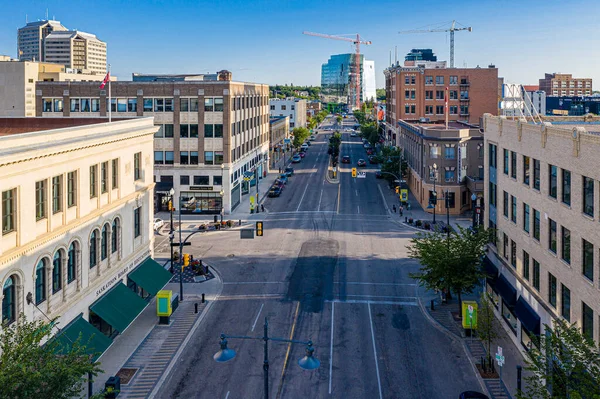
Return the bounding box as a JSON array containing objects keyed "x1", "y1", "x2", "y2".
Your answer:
[
  {"x1": 35, "y1": 259, "x2": 46, "y2": 304},
  {"x1": 67, "y1": 242, "x2": 76, "y2": 283},
  {"x1": 52, "y1": 251, "x2": 62, "y2": 294},
  {"x1": 111, "y1": 219, "x2": 119, "y2": 254},
  {"x1": 2, "y1": 277, "x2": 15, "y2": 325},
  {"x1": 89, "y1": 231, "x2": 97, "y2": 268},
  {"x1": 101, "y1": 225, "x2": 108, "y2": 261}
]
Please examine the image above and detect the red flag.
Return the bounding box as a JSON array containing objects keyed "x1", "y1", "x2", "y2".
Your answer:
[
  {"x1": 445, "y1": 86, "x2": 449, "y2": 110},
  {"x1": 99, "y1": 72, "x2": 110, "y2": 89}
]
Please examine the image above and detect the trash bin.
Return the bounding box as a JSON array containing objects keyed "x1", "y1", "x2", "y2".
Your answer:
[{"x1": 105, "y1": 376, "x2": 121, "y2": 398}]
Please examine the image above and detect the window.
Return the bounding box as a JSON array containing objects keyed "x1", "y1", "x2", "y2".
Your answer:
[
  {"x1": 549, "y1": 165, "x2": 557, "y2": 198},
  {"x1": 214, "y1": 124, "x2": 223, "y2": 138},
  {"x1": 489, "y1": 144, "x2": 497, "y2": 168},
  {"x1": 154, "y1": 124, "x2": 164, "y2": 138},
  {"x1": 510, "y1": 151, "x2": 517, "y2": 179},
  {"x1": 52, "y1": 252, "x2": 62, "y2": 294},
  {"x1": 128, "y1": 98, "x2": 137, "y2": 112},
  {"x1": 193, "y1": 176, "x2": 210, "y2": 185},
  {"x1": 511, "y1": 240, "x2": 516, "y2": 268},
  {"x1": 548, "y1": 273, "x2": 557, "y2": 308},
  {"x1": 523, "y1": 156, "x2": 530, "y2": 186},
  {"x1": 489, "y1": 182, "x2": 497, "y2": 207},
  {"x1": 111, "y1": 219, "x2": 119, "y2": 254},
  {"x1": 532, "y1": 259, "x2": 540, "y2": 290},
  {"x1": 449, "y1": 90, "x2": 458, "y2": 100},
  {"x1": 503, "y1": 149, "x2": 509, "y2": 175},
  {"x1": 70, "y1": 98, "x2": 80, "y2": 112},
  {"x1": 204, "y1": 152, "x2": 214, "y2": 165},
  {"x1": 180, "y1": 151, "x2": 189, "y2": 165},
  {"x1": 583, "y1": 176, "x2": 594, "y2": 217},
  {"x1": 112, "y1": 159, "x2": 118, "y2": 189},
  {"x1": 213, "y1": 176, "x2": 223, "y2": 185},
  {"x1": 35, "y1": 259, "x2": 46, "y2": 304},
  {"x1": 561, "y1": 226, "x2": 571, "y2": 264},
  {"x1": 101, "y1": 225, "x2": 108, "y2": 260},
  {"x1": 405, "y1": 90, "x2": 410, "y2": 100},
  {"x1": 51, "y1": 176, "x2": 62, "y2": 214},
  {"x1": 562, "y1": 169, "x2": 571, "y2": 205},
  {"x1": 35, "y1": 180, "x2": 46, "y2": 220},
  {"x1": 436, "y1": 90, "x2": 444, "y2": 100},
  {"x1": 154, "y1": 151, "x2": 164, "y2": 165},
  {"x1": 582, "y1": 302, "x2": 594, "y2": 340},
  {"x1": 281, "y1": 105, "x2": 287, "y2": 111},
  {"x1": 425, "y1": 91, "x2": 433, "y2": 100},
  {"x1": 425, "y1": 76, "x2": 433, "y2": 85},
  {"x1": 190, "y1": 152, "x2": 198, "y2": 165},
  {"x1": 117, "y1": 98, "x2": 126, "y2": 112},
  {"x1": 558, "y1": 284, "x2": 571, "y2": 322},
  {"x1": 164, "y1": 98, "x2": 174, "y2": 112},
  {"x1": 549, "y1": 219, "x2": 557, "y2": 253},
  {"x1": 165, "y1": 152, "x2": 174, "y2": 165},
  {"x1": 190, "y1": 98, "x2": 199, "y2": 112},
  {"x1": 444, "y1": 146, "x2": 456, "y2": 159},
  {"x1": 503, "y1": 191, "x2": 509, "y2": 218},
  {"x1": 154, "y1": 98, "x2": 164, "y2": 112},
  {"x1": 180, "y1": 98, "x2": 189, "y2": 112},
  {"x1": 511, "y1": 195, "x2": 517, "y2": 223},
  {"x1": 188, "y1": 124, "x2": 198, "y2": 138},
  {"x1": 134, "y1": 152, "x2": 142, "y2": 180},
  {"x1": 583, "y1": 239, "x2": 594, "y2": 281},
  {"x1": 425, "y1": 105, "x2": 433, "y2": 114},
  {"x1": 435, "y1": 76, "x2": 444, "y2": 85},
  {"x1": 533, "y1": 159, "x2": 540, "y2": 190},
  {"x1": 436, "y1": 105, "x2": 444, "y2": 114},
  {"x1": 143, "y1": 98, "x2": 153, "y2": 112},
  {"x1": 2, "y1": 277, "x2": 15, "y2": 325},
  {"x1": 134, "y1": 207, "x2": 141, "y2": 238},
  {"x1": 405, "y1": 76, "x2": 410, "y2": 85},
  {"x1": 523, "y1": 203, "x2": 530, "y2": 233},
  {"x1": 67, "y1": 172, "x2": 77, "y2": 207},
  {"x1": 164, "y1": 124, "x2": 174, "y2": 138},
  {"x1": 180, "y1": 175, "x2": 190, "y2": 185},
  {"x1": 204, "y1": 98, "x2": 214, "y2": 112},
  {"x1": 503, "y1": 233, "x2": 509, "y2": 259},
  {"x1": 533, "y1": 209, "x2": 540, "y2": 240},
  {"x1": 430, "y1": 145, "x2": 440, "y2": 159},
  {"x1": 89, "y1": 231, "x2": 97, "y2": 268},
  {"x1": 54, "y1": 99, "x2": 63, "y2": 112},
  {"x1": 523, "y1": 251, "x2": 530, "y2": 280},
  {"x1": 450, "y1": 76, "x2": 458, "y2": 85},
  {"x1": 91, "y1": 98, "x2": 100, "y2": 112},
  {"x1": 68, "y1": 242, "x2": 76, "y2": 282},
  {"x1": 204, "y1": 124, "x2": 214, "y2": 138},
  {"x1": 101, "y1": 162, "x2": 108, "y2": 193},
  {"x1": 180, "y1": 124, "x2": 189, "y2": 138},
  {"x1": 444, "y1": 170, "x2": 455, "y2": 182},
  {"x1": 214, "y1": 151, "x2": 224, "y2": 165},
  {"x1": 449, "y1": 105, "x2": 458, "y2": 115}
]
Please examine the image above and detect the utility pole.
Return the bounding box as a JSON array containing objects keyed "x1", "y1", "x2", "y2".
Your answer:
[{"x1": 178, "y1": 195, "x2": 184, "y2": 301}]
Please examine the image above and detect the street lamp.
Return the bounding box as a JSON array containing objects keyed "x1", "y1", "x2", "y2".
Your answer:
[
  {"x1": 168, "y1": 188, "x2": 175, "y2": 274},
  {"x1": 219, "y1": 190, "x2": 224, "y2": 223},
  {"x1": 214, "y1": 317, "x2": 320, "y2": 399},
  {"x1": 220, "y1": 164, "x2": 225, "y2": 222},
  {"x1": 427, "y1": 163, "x2": 438, "y2": 224},
  {"x1": 471, "y1": 193, "x2": 478, "y2": 228}
]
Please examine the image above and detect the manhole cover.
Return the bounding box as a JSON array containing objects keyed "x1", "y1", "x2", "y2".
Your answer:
[
  {"x1": 227, "y1": 254, "x2": 235, "y2": 258},
  {"x1": 116, "y1": 367, "x2": 138, "y2": 385}
]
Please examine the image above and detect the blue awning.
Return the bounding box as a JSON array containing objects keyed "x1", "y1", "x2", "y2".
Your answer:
[
  {"x1": 483, "y1": 256, "x2": 498, "y2": 283},
  {"x1": 515, "y1": 297, "x2": 540, "y2": 335},
  {"x1": 495, "y1": 274, "x2": 517, "y2": 307}
]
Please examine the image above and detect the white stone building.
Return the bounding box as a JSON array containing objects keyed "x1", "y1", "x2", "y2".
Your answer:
[{"x1": 269, "y1": 98, "x2": 307, "y2": 129}]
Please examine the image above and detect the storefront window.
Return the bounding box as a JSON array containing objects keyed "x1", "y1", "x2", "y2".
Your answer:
[
  {"x1": 180, "y1": 192, "x2": 223, "y2": 214},
  {"x1": 486, "y1": 283, "x2": 499, "y2": 309},
  {"x1": 521, "y1": 325, "x2": 539, "y2": 351},
  {"x1": 502, "y1": 302, "x2": 517, "y2": 334}
]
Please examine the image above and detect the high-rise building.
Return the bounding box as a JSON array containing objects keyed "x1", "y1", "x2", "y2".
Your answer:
[
  {"x1": 483, "y1": 114, "x2": 600, "y2": 350},
  {"x1": 500, "y1": 84, "x2": 546, "y2": 118},
  {"x1": 320, "y1": 53, "x2": 376, "y2": 106},
  {"x1": 539, "y1": 73, "x2": 592, "y2": 97},
  {"x1": 362, "y1": 60, "x2": 376, "y2": 102},
  {"x1": 404, "y1": 48, "x2": 437, "y2": 62},
  {"x1": 17, "y1": 19, "x2": 67, "y2": 62},
  {"x1": 269, "y1": 98, "x2": 307, "y2": 129},
  {"x1": 44, "y1": 31, "x2": 107, "y2": 74}
]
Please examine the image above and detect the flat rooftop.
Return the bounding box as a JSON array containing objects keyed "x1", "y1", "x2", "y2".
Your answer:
[
  {"x1": 402, "y1": 120, "x2": 479, "y2": 130},
  {"x1": 0, "y1": 118, "x2": 129, "y2": 136}
]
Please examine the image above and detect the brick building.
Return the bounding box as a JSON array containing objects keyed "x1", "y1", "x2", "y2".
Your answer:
[{"x1": 539, "y1": 73, "x2": 592, "y2": 97}]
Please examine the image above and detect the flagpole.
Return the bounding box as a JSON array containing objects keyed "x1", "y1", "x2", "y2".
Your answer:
[
  {"x1": 108, "y1": 64, "x2": 112, "y2": 123},
  {"x1": 445, "y1": 86, "x2": 449, "y2": 130}
]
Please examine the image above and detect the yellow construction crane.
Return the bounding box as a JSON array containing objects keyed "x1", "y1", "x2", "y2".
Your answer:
[
  {"x1": 303, "y1": 31, "x2": 372, "y2": 110},
  {"x1": 399, "y1": 20, "x2": 472, "y2": 68}
]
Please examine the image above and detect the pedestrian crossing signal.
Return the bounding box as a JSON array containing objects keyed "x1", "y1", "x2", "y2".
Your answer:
[
  {"x1": 256, "y1": 221, "x2": 263, "y2": 237},
  {"x1": 352, "y1": 168, "x2": 357, "y2": 178}
]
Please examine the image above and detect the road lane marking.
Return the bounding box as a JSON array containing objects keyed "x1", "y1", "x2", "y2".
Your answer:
[
  {"x1": 318, "y1": 189, "x2": 323, "y2": 211},
  {"x1": 336, "y1": 181, "x2": 341, "y2": 214},
  {"x1": 329, "y1": 301, "x2": 335, "y2": 394},
  {"x1": 334, "y1": 282, "x2": 417, "y2": 286},
  {"x1": 326, "y1": 299, "x2": 419, "y2": 306},
  {"x1": 377, "y1": 184, "x2": 390, "y2": 214},
  {"x1": 251, "y1": 303, "x2": 264, "y2": 332},
  {"x1": 355, "y1": 189, "x2": 358, "y2": 197},
  {"x1": 225, "y1": 392, "x2": 230, "y2": 399},
  {"x1": 368, "y1": 303, "x2": 384, "y2": 399},
  {"x1": 223, "y1": 281, "x2": 284, "y2": 285},
  {"x1": 357, "y1": 205, "x2": 360, "y2": 214},
  {"x1": 296, "y1": 184, "x2": 310, "y2": 212},
  {"x1": 276, "y1": 301, "x2": 301, "y2": 399},
  {"x1": 345, "y1": 295, "x2": 418, "y2": 300}
]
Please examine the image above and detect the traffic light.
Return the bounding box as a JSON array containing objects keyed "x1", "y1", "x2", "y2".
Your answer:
[
  {"x1": 395, "y1": 186, "x2": 399, "y2": 194},
  {"x1": 352, "y1": 168, "x2": 357, "y2": 178},
  {"x1": 256, "y1": 221, "x2": 263, "y2": 236},
  {"x1": 183, "y1": 253, "x2": 190, "y2": 267},
  {"x1": 168, "y1": 200, "x2": 173, "y2": 211}
]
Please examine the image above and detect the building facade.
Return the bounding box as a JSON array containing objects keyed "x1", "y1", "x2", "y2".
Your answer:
[
  {"x1": 399, "y1": 120, "x2": 484, "y2": 216},
  {"x1": 539, "y1": 73, "x2": 592, "y2": 97},
  {"x1": 500, "y1": 84, "x2": 546, "y2": 118},
  {"x1": 483, "y1": 115, "x2": 600, "y2": 351},
  {"x1": 0, "y1": 117, "x2": 167, "y2": 354},
  {"x1": 404, "y1": 48, "x2": 437, "y2": 62},
  {"x1": 17, "y1": 19, "x2": 67, "y2": 62},
  {"x1": 269, "y1": 116, "x2": 289, "y2": 167},
  {"x1": 363, "y1": 60, "x2": 377, "y2": 103},
  {"x1": 320, "y1": 53, "x2": 376, "y2": 107},
  {"x1": 269, "y1": 98, "x2": 307, "y2": 129},
  {"x1": 44, "y1": 31, "x2": 107, "y2": 74},
  {"x1": 546, "y1": 96, "x2": 600, "y2": 116},
  {"x1": 35, "y1": 77, "x2": 271, "y2": 215}
]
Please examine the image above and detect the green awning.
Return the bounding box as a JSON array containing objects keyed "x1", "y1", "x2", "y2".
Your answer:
[
  {"x1": 90, "y1": 282, "x2": 147, "y2": 333},
  {"x1": 53, "y1": 315, "x2": 112, "y2": 361},
  {"x1": 128, "y1": 257, "x2": 172, "y2": 296}
]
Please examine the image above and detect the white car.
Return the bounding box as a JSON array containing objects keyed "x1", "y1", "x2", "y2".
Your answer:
[
  {"x1": 301, "y1": 143, "x2": 309, "y2": 150},
  {"x1": 350, "y1": 132, "x2": 357, "y2": 137},
  {"x1": 153, "y1": 218, "x2": 164, "y2": 231}
]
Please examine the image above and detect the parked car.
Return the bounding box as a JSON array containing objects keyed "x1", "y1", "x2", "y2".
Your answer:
[
  {"x1": 278, "y1": 174, "x2": 289, "y2": 184},
  {"x1": 299, "y1": 152, "x2": 306, "y2": 158},
  {"x1": 305, "y1": 141, "x2": 311, "y2": 146},
  {"x1": 153, "y1": 218, "x2": 164, "y2": 230},
  {"x1": 341, "y1": 155, "x2": 351, "y2": 164},
  {"x1": 375, "y1": 170, "x2": 383, "y2": 179},
  {"x1": 301, "y1": 143, "x2": 309, "y2": 150},
  {"x1": 310, "y1": 135, "x2": 316, "y2": 140},
  {"x1": 350, "y1": 132, "x2": 357, "y2": 137},
  {"x1": 366, "y1": 149, "x2": 374, "y2": 156},
  {"x1": 273, "y1": 179, "x2": 285, "y2": 189},
  {"x1": 369, "y1": 155, "x2": 378, "y2": 164},
  {"x1": 357, "y1": 159, "x2": 367, "y2": 167},
  {"x1": 268, "y1": 186, "x2": 282, "y2": 197},
  {"x1": 284, "y1": 167, "x2": 294, "y2": 176},
  {"x1": 459, "y1": 392, "x2": 489, "y2": 399},
  {"x1": 363, "y1": 143, "x2": 372, "y2": 149},
  {"x1": 292, "y1": 155, "x2": 302, "y2": 163}
]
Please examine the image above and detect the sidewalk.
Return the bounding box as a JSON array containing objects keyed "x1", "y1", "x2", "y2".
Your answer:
[{"x1": 93, "y1": 265, "x2": 222, "y2": 397}]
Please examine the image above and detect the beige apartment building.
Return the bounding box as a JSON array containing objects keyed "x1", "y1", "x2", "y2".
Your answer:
[
  {"x1": 399, "y1": 120, "x2": 484, "y2": 216},
  {"x1": 44, "y1": 31, "x2": 107, "y2": 74},
  {"x1": 484, "y1": 115, "x2": 600, "y2": 351},
  {"x1": 0, "y1": 117, "x2": 168, "y2": 367},
  {"x1": 35, "y1": 74, "x2": 271, "y2": 214},
  {"x1": 539, "y1": 73, "x2": 592, "y2": 97},
  {"x1": 0, "y1": 58, "x2": 111, "y2": 117},
  {"x1": 269, "y1": 116, "x2": 289, "y2": 167},
  {"x1": 17, "y1": 19, "x2": 68, "y2": 62}
]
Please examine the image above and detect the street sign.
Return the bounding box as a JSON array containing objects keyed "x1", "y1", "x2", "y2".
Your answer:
[
  {"x1": 495, "y1": 347, "x2": 505, "y2": 367},
  {"x1": 284, "y1": 138, "x2": 291, "y2": 144},
  {"x1": 171, "y1": 242, "x2": 191, "y2": 247},
  {"x1": 468, "y1": 305, "x2": 474, "y2": 315},
  {"x1": 357, "y1": 172, "x2": 366, "y2": 178}
]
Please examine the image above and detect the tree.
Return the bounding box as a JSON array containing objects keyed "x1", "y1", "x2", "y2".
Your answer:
[
  {"x1": 0, "y1": 317, "x2": 103, "y2": 399},
  {"x1": 336, "y1": 115, "x2": 342, "y2": 124},
  {"x1": 361, "y1": 123, "x2": 379, "y2": 147},
  {"x1": 518, "y1": 319, "x2": 600, "y2": 399},
  {"x1": 292, "y1": 127, "x2": 310, "y2": 149},
  {"x1": 408, "y1": 226, "x2": 490, "y2": 310},
  {"x1": 478, "y1": 292, "x2": 499, "y2": 369},
  {"x1": 376, "y1": 88, "x2": 386, "y2": 101}
]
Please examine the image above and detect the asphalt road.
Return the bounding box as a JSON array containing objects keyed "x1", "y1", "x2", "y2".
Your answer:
[{"x1": 154, "y1": 116, "x2": 483, "y2": 399}]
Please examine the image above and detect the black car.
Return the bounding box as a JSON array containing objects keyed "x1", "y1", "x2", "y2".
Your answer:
[
  {"x1": 357, "y1": 159, "x2": 367, "y2": 167},
  {"x1": 268, "y1": 186, "x2": 282, "y2": 197},
  {"x1": 459, "y1": 392, "x2": 490, "y2": 399},
  {"x1": 375, "y1": 170, "x2": 383, "y2": 179},
  {"x1": 284, "y1": 167, "x2": 294, "y2": 176},
  {"x1": 341, "y1": 155, "x2": 351, "y2": 164}
]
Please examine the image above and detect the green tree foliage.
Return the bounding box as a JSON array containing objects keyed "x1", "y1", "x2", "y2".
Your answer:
[
  {"x1": 0, "y1": 317, "x2": 103, "y2": 399},
  {"x1": 353, "y1": 110, "x2": 367, "y2": 125},
  {"x1": 269, "y1": 85, "x2": 321, "y2": 100},
  {"x1": 408, "y1": 226, "x2": 490, "y2": 309},
  {"x1": 361, "y1": 123, "x2": 379, "y2": 147},
  {"x1": 328, "y1": 132, "x2": 342, "y2": 160},
  {"x1": 518, "y1": 319, "x2": 600, "y2": 399},
  {"x1": 336, "y1": 115, "x2": 343, "y2": 124},
  {"x1": 477, "y1": 293, "x2": 499, "y2": 367},
  {"x1": 292, "y1": 127, "x2": 310, "y2": 149},
  {"x1": 376, "y1": 88, "x2": 386, "y2": 101},
  {"x1": 376, "y1": 147, "x2": 407, "y2": 180}
]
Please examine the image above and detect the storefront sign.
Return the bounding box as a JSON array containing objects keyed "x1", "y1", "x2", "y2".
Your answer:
[
  {"x1": 94, "y1": 249, "x2": 151, "y2": 297},
  {"x1": 190, "y1": 186, "x2": 214, "y2": 191}
]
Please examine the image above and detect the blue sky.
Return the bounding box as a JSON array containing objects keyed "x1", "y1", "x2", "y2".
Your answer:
[{"x1": 0, "y1": 0, "x2": 598, "y2": 89}]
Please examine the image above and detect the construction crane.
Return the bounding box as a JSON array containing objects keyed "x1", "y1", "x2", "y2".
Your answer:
[
  {"x1": 399, "y1": 20, "x2": 472, "y2": 68},
  {"x1": 303, "y1": 31, "x2": 372, "y2": 110}
]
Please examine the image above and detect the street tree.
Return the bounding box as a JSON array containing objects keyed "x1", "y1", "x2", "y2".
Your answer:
[
  {"x1": 353, "y1": 110, "x2": 367, "y2": 125},
  {"x1": 336, "y1": 115, "x2": 342, "y2": 124},
  {"x1": 518, "y1": 319, "x2": 600, "y2": 399},
  {"x1": 361, "y1": 123, "x2": 379, "y2": 146},
  {"x1": 377, "y1": 147, "x2": 406, "y2": 181},
  {"x1": 292, "y1": 127, "x2": 310, "y2": 149},
  {"x1": 408, "y1": 226, "x2": 490, "y2": 310},
  {"x1": 477, "y1": 292, "x2": 499, "y2": 369},
  {"x1": 0, "y1": 317, "x2": 103, "y2": 399}
]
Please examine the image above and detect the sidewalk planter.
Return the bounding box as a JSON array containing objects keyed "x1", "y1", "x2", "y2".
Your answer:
[
  {"x1": 226, "y1": 220, "x2": 234, "y2": 228},
  {"x1": 415, "y1": 220, "x2": 422, "y2": 227},
  {"x1": 423, "y1": 222, "x2": 431, "y2": 230},
  {"x1": 408, "y1": 218, "x2": 413, "y2": 224}
]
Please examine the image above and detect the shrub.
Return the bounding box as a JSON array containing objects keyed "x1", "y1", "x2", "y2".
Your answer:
[
  {"x1": 226, "y1": 220, "x2": 234, "y2": 227},
  {"x1": 408, "y1": 218, "x2": 413, "y2": 224},
  {"x1": 424, "y1": 222, "x2": 431, "y2": 230},
  {"x1": 415, "y1": 220, "x2": 422, "y2": 227}
]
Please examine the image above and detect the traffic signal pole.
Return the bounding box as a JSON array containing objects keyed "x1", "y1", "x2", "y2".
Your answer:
[{"x1": 178, "y1": 196, "x2": 184, "y2": 302}]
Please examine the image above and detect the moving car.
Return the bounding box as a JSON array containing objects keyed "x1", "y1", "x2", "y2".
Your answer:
[
  {"x1": 310, "y1": 135, "x2": 316, "y2": 140},
  {"x1": 292, "y1": 154, "x2": 302, "y2": 163},
  {"x1": 357, "y1": 159, "x2": 367, "y2": 167},
  {"x1": 153, "y1": 218, "x2": 164, "y2": 230},
  {"x1": 341, "y1": 155, "x2": 351, "y2": 164},
  {"x1": 268, "y1": 186, "x2": 282, "y2": 197},
  {"x1": 363, "y1": 143, "x2": 372, "y2": 149},
  {"x1": 350, "y1": 132, "x2": 357, "y2": 137},
  {"x1": 284, "y1": 167, "x2": 294, "y2": 176},
  {"x1": 305, "y1": 141, "x2": 311, "y2": 146},
  {"x1": 366, "y1": 149, "x2": 374, "y2": 156}
]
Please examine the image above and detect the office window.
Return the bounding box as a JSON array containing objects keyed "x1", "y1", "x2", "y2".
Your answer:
[
  {"x1": 193, "y1": 176, "x2": 210, "y2": 185},
  {"x1": 425, "y1": 76, "x2": 433, "y2": 85},
  {"x1": 523, "y1": 251, "x2": 530, "y2": 280},
  {"x1": 134, "y1": 207, "x2": 141, "y2": 238},
  {"x1": 143, "y1": 98, "x2": 153, "y2": 112},
  {"x1": 523, "y1": 203, "x2": 530, "y2": 233},
  {"x1": 561, "y1": 285, "x2": 570, "y2": 321},
  {"x1": 164, "y1": 98, "x2": 174, "y2": 112},
  {"x1": 180, "y1": 124, "x2": 189, "y2": 138},
  {"x1": 489, "y1": 144, "x2": 497, "y2": 168},
  {"x1": 561, "y1": 226, "x2": 571, "y2": 264},
  {"x1": 180, "y1": 98, "x2": 189, "y2": 112},
  {"x1": 533, "y1": 209, "x2": 540, "y2": 240},
  {"x1": 154, "y1": 151, "x2": 164, "y2": 165},
  {"x1": 89, "y1": 165, "x2": 97, "y2": 198},
  {"x1": 436, "y1": 90, "x2": 444, "y2": 100},
  {"x1": 180, "y1": 151, "x2": 189, "y2": 165},
  {"x1": 425, "y1": 91, "x2": 433, "y2": 100},
  {"x1": 70, "y1": 98, "x2": 80, "y2": 112},
  {"x1": 2, "y1": 189, "x2": 16, "y2": 234},
  {"x1": 52, "y1": 176, "x2": 62, "y2": 214},
  {"x1": 436, "y1": 105, "x2": 444, "y2": 114},
  {"x1": 549, "y1": 165, "x2": 558, "y2": 198},
  {"x1": 164, "y1": 124, "x2": 174, "y2": 138},
  {"x1": 154, "y1": 98, "x2": 164, "y2": 112},
  {"x1": 548, "y1": 273, "x2": 557, "y2": 308},
  {"x1": 214, "y1": 98, "x2": 224, "y2": 112},
  {"x1": 154, "y1": 124, "x2": 164, "y2": 138},
  {"x1": 503, "y1": 149, "x2": 509, "y2": 175},
  {"x1": 583, "y1": 239, "x2": 594, "y2": 281},
  {"x1": 190, "y1": 98, "x2": 199, "y2": 112},
  {"x1": 449, "y1": 106, "x2": 458, "y2": 115},
  {"x1": 190, "y1": 124, "x2": 199, "y2": 138},
  {"x1": 533, "y1": 159, "x2": 540, "y2": 190},
  {"x1": 214, "y1": 124, "x2": 223, "y2": 138},
  {"x1": 127, "y1": 98, "x2": 137, "y2": 112},
  {"x1": 503, "y1": 191, "x2": 509, "y2": 217},
  {"x1": 450, "y1": 76, "x2": 458, "y2": 85},
  {"x1": 54, "y1": 99, "x2": 63, "y2": 112},
  {"x1": 165, "y1": 152, "x2": 174, "y2": 165},
  {"x1": 404, "y1": 105, "x2": 410, "y2": 114},
  {"x1": 190, "y1": 152, "x2": 198, "y2": 165},
  {"x1": 532, "y1": 259, "x2": 540, "y2": 290},
  {"x1": 67, "y1": 171, "x2": 77, "y2": 207},
  {"x1": 80, "y1": 98, "x2": 91, "y2": 112},
  {"x1": 489, "y1": 182, "x2": 497, "y2": 207},
  {"x1": 511, "y1": 195, "x2": 517, "y2": 223},
  {"x1": 523, "y1": 156, "x2": 530, "y2": 186},
  {"x1": 511, "y1": 240, "x2": 516, "y2": 268},
  {"x1": 215, "y1": 151, "x2": 224, "y2": 165},
  {"x1": 180, "y1": 175, "x2": 190, "y2": 185},
  {"x1": 405, "y1": 76, "x2": 410, "y2": 85},
  {"x1": 101, "y1": 162, "x2": 108, "y2": 193},
  {"x1": 425, "y1": 106, "x2": 433, "y2": 114},
  {"x1": 582, "y1": 302, "x2": 593, "y2": 341},
  {"x1": 583, "y1": 176, "x2": 594, "y2": 217},
  {"x1": 204, "y1": 98, "x2": 214, "y2": 112},
  {"x1": 117, "y1": 98, "x2": 127, "y2": 112},
  {"x1": 449, "y1": 90, "x2": 458, "y2": 99},
  {"x1": 204, "y1": 151, "x2": 214, "y2": 165},
  {"x1": 562, "y1": 169, "x2": 571, "y2": 205},
  {"x1": 510, "y1": 151, "x2": 517, "y2": 179},
  {"x1": 410, "y1": 105, "x2": 416, "y2": 114},
  {"x1": 134, "y1": 152, "x2": 142, "y2": 180},
  {"x1": 35, "y1": 180, "x2": 46, "y2": 220},
  {"x1": 213, "y1": 176, "x2": 223, "y2": 185},
  {"x1": 549, "y1": 219, "x2": 557, "y2": 253},
  {"x1": 444, "y1": 146, "x2": 456, "y2": 159},
  {"x1": 444, "y1": 170, "x2": 455, "y2": 182},
  {"x1": 112, "y1": 159, "x2": 119, "y2": 189},
  {"x1": 503, "y1": 233, "x2": 508, "y2": 259},
  {"x1": 435, "y1": 76, "x2": 444, "y2": 85},
  {"x1": 430, "y1": 145, "x2": 440, "y2": 159},
  {"x1": 204, "y1": 124, "x2": 214, "y2": 138},
  {"x1": 405, "y1": 90, "x2": 410, "y2": 100}
]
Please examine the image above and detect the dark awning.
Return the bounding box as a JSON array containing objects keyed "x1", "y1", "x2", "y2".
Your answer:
[
  {"x1": 128, "y1": 258, "x2": 172, "y2": 297},
  {"x1": 90, "y1": 282, "x2": 147, "y2": 333},
  {"x1": 483, "y1": 256, "x2": 498, "y2": 284},
  {"x1": 515, "y1": 297, "x2": 541, "y2": 335},
  {"x1": 495, "y1": 274, "x2": 517, "y2": 307},
  {"x1": 155, "y1": 181, "x2": 173, "y2": 194},
  {"x1": 53, "y1": 315, "x2": 112, "y2": 361}
]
